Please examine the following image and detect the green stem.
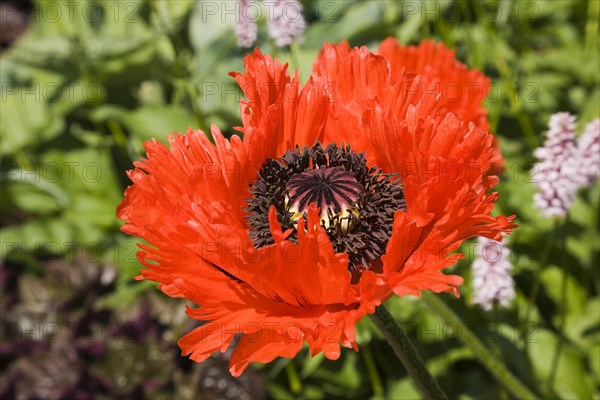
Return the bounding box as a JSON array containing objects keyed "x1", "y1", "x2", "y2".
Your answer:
[
  {"x1": 361, "y1": 344, "x2": 384, "y2": 397},
  {"x1": 585, "y1": 0, "x2": 599, "y2": 57},
  {"x1": 516, "y1": 112, "x2": 539, "y2": 152},
  {"x1": 148, "y1": 0, "x2": 208, "y2": 134},
  {"x1": 422, "y1": 293, "x2": 540, "y2": 400},
  {"x1": 547, "y1": 222, "x2": 569, "y2": 392},
  {"x1": 285, "y1": 362, "x2": 302, "y2": 395},
  {"x1": 269, "y1": 38, "x2": 280, "y2": 59},
  {"x1": 106, "y1": 120, "x2": 128, "y2": 151},
  {"x1": 520, "y1": 221, "x2": 558, "y2": 346},
  {"x1": 196, "y1": 35, "x2": 238, "y2": 83},
  {"x1": 289, "y1": 40, "x2": 301, "y2": 77},
  {"x1": 369, "y1": 304, "x2": 448, "y2": 400},
  {"x1": 493, "y1": 53, "x2": 537, "y2": 152}
]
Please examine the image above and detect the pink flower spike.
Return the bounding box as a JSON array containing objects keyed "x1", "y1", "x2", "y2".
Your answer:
[
  {"x1": 235, "y1": 0, "x2": 258, "y2": 48},
  {"x1": 576, "y1": 118, "x2": 600, "y2": 187},
  {"x1": 264, "y1": 0, "x2": 306, "y2": 47},
  {"x1": 532, "y1": 112, "x2": 579, "y2": 217},
  {"x1": 472, "y1": 237, "x2": 515, "y2": 311}
]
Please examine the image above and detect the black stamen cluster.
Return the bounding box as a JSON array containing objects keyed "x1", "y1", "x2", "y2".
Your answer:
[
  {"x1": 287, "y1": 167, "x2": 362, "y2": 214},
  {"x1": 245, "y1": 142, "x2": 406, "y2": 272}
]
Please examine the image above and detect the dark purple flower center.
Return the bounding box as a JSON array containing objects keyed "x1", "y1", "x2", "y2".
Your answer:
[{"x1": 245, "y1": 142, "x2": 406, "y2": 272}]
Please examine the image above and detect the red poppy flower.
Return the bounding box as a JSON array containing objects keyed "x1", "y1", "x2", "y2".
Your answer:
[{"x1": 117, "y1": 38, "x2": 515, "y2": 376}]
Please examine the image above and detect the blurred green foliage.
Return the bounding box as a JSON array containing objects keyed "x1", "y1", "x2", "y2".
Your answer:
[{"x1": 1, "y1": 0, "x2": 599, "y2": 399}]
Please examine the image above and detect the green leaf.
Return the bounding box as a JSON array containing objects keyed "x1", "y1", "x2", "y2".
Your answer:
[
  {"x1": 338, "y1": 352, "x2": 361, "y2": 389},
  {"x1": 564, "y1": 297, "x2": 600, "y2": 348},
  {"x1": 189, "y1": 0, "x2": 235, "y2": 49},
  {"x1": 1, "y1": 147, "x2": 121, "y2": 256},
  {"x1": 590, "y1": 343, "x2": 600, "y2": 387},
  {"x1": 122, "y1": 105, "x2": 196, "y2": 141},
  {"x1": 3, "y1": 179, "x2": 66, "y2": 215},
  {"x1": 300, "y1": 352, "x2": 325, "y2": 379},
  {"x1": 303, "y1": 0, "x2": 387, "y2": 48},
  {"x1": 152, "y1": 0, "x2": 195, "y2": 34},
  {"x1": 427, "y1": 347, "x2": 474, "y2": 376},
  {"x1": 0, "y1": 88, "x2": 64, "y2": 155},
  {"x1": 267, "y1": 383, "x2": 295, "y2": 400},
  {"x1": 527, "y1": 329, "x2": 595, "y2": 399},
  {"x1": 395, "y1": 9, "x2": 423, "y2": 44},
  {"x1": 103, "y1": 236, "x2": 144, "y2": 278},
  {"x1": 387, "y1": 377, "x2": 421, "y2": 400},
  {"x1": 540, "y1": 266, "x2": 587, "y2": 317}
]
